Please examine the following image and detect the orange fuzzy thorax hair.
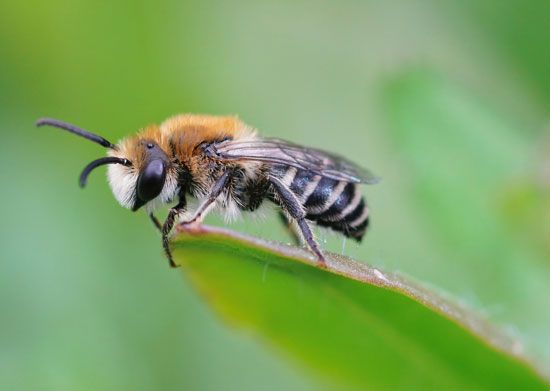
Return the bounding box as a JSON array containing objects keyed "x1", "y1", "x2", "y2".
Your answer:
[
  {"x1": 113, "y1": 114, "x2": 255, "y2": 167},
  {"x1": 160, "y1": 114, "x2": 254, "y2": 156}
]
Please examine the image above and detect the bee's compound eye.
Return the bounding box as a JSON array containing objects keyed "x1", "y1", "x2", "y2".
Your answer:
[{"x1": 136, "y1": 159, "x2": 166, "y2": 204}]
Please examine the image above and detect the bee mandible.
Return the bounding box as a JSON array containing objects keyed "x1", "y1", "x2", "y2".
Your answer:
[{"x1": 36, "y1": 114, "x2": 379, "y2": 267}]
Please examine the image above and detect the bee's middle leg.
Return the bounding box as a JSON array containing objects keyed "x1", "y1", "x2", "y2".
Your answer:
[{"x1": 180, "y1": 170, "x2": 232, "y2": 226}]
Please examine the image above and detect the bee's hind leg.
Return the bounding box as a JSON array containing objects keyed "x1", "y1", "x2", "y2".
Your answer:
[
  {"x1": 295, "y1": 217, "x2": 327, "y2": 266},
  {"x1": 270, "y1": 176, "x2": 327, "y2": 267},
  {"x1": 278, "y1": 211, "x2": 301, "y2": 246}
]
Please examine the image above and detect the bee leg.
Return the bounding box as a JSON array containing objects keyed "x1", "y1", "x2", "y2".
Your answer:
[
  {"x1": 270, "y1": 177, "x2": 327, "y2": 267},
  {"x1": 181, "y1": 170, "x2": 232, "y2": 225},
  {"x1": 149, "y1": 213, "x2": 162, "y2": 232},
  {"x1": 295, "y1": 218, "x2": 327, "y2": 267},
  {"x1": 161, "y1": 199, "x2": 187, "y2": 268},
  {"x1": 278, "y1": 211, "x2": 301, "y2": 245}
]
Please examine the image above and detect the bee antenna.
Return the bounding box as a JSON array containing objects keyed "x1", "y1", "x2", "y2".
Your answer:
[
  {"x1": 36, "y1": 117, "x2": 117, "y2": 149},
  {"x1": 80, "y1": 157, "x2": 132, "y2": 188}
]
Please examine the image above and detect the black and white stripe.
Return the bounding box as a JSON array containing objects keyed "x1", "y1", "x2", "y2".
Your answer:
[{"x1": 272, "y1": 166, "x2": 369, "y2": 241}]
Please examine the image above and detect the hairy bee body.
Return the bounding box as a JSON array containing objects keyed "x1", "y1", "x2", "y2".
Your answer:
[
  {"x1": 108, "y1": 114, "x2": 260, "y2": 213},
  {"x1": 38, "y1": 113, "x2": 377, "y2": 266}
]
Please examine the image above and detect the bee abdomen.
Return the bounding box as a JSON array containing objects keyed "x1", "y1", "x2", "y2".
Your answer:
[{"x1": 277, "y1": 166, "x2": 369, "y2": 241}]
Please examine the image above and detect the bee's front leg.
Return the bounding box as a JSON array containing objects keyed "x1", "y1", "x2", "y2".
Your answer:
[
  {"x1": 149, "y1": 213, "x2": 162, "y2": 232},
  {"x1": 161, "y1": 199, "x2": 186, "y2": 268}
]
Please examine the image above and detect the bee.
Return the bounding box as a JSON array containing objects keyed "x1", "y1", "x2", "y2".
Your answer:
[{"x1": 36, "y1": 114, "x2": 379, "y2": 267}]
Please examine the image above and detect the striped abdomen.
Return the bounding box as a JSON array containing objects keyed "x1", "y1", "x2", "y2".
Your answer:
[{"x1": 274, "y1": 166, "x2": 369, "y2": 241}]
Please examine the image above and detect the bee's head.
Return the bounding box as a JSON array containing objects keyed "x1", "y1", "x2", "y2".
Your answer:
[
  {"x1": 107, "y1": 131, "x2": 179, "y2": 212},
  {"x1": 36, "y1": 118, "x2": 179, "y2": 212}
]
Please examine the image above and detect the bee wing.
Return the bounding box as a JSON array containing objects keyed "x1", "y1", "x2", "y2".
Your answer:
[{"x1": 208, "y1": 138, "x2": 380, "y2": 184}]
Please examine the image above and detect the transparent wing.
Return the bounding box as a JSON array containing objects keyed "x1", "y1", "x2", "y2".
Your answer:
[{"x1": 208, "y1": 138, "x2": 380, "y2": 184}]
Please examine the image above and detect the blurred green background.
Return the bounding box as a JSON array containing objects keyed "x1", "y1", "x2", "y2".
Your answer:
[{"x1": 1, "y1": 1, "x2": 549, "y2": 389}]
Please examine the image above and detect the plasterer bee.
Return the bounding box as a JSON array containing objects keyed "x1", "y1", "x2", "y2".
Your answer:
[{"x1": 36, "y1": 114, "x2": 378, "y2": 267}]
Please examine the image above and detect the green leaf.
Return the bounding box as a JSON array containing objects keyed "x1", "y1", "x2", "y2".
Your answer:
[
  {"x1": 171, "y1": 225, "x2": 548, "y2": 390},
  {"x1": 381, "y1": 70, "x2": 550, "y2": 363}
]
